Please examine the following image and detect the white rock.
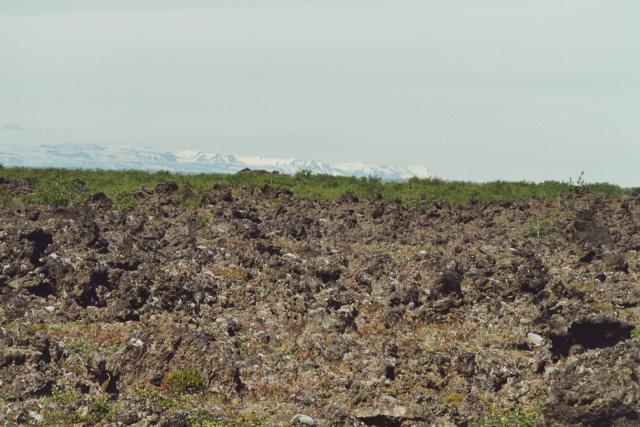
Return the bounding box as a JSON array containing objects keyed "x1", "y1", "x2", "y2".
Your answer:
[
  {"x1": 129, "y1": 338, "x2": 144, "y2": 348},
  {"x1": 544, "y1": 367, "x2": 559, "y2": 379},
  {"x1": 382, "y1": 395, "x2": 401, "y2": 405},
  {"x1": 283, "y1": 253, "x2": 299, "y2": 260},
  {"x1": 526, "y1": 332, "x2": 545, "y2": 347},
  {"x1": 44, "y1": 306, "x2": 56, "y2": 313},
  {"x1": 291, "y1": 414, "x2": 316, "y2": 425},
  {"x1": 29, "y1": 411, "x2": 43, "y2": 423}
]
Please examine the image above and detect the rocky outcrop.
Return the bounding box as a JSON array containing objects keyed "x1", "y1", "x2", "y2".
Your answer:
[{"x1": 1, "y1": 182, "x2": 639, "y2": 425}]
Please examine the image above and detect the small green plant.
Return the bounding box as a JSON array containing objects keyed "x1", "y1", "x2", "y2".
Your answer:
[
  {"x1": 188, "y1": 413, "x2": 265, "y2": 427},
  {"x1": 38, "y1": 321, "x2": 84, "y2": 331},
  {"x1": 58, "y1": 335, "x2": 123, "y2": 356},
  {"x1": 568, "y1": 171, "x2": 586, "y2": 189},
  {"x1": 44, "y1": 389, "x2": 115, "y2": 425},
  {"x1": 85, "y1": 398, "x2": 115, "y2": 423},
  {"x1": 527, "y1": 216, "x2": 554, "y2": 238},
  {"x1": 163, "y1": 368, "x2": 205, "y2": 394},
  {"x1": 51, "y1": 385, "x2": 78, "y2": 405},
  {"x1": 210, "y1": 267, "x2": 245, "y2": 281},
  {"x1": 631, "y1": 327, "x2": 640, "y2": 338},
  {"x1": 134, "y1": 390, "x2": 176, "y2": 410},
  {"x1": 443, "y1": 393, "x2": 464, "y2": 405},
  {"x1": 471, "y1": 404, "x2": 542, "y2": 427},
  {"x1": 198, "y1": 211, "x2": 214, "y2": 225}
]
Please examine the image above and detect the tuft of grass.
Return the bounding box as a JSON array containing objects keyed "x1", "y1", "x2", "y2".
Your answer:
[
  {"x1": 198, "y1": 211, "x2": 215, "y2": 225},
  {"x1": 471, "y1": 404, "x2": 542, "y2": 427},
  {"x1": 526, "y1": 215, "x2": 555, "y2": 238},
  {"x1": 188, "y1": 413, "x2": 265, "y2": 427},
  {"x1": 51, "y1": 385, "x2": 78, "y2": 406},
  {"x1": 84, "y1": 398, "x2": 115, "y2": 423},
  {"x1": 443, "y1": 393, "x2": 464, "y2": 405},
  {"x1": 135, "y1": 390, "x2": 177, "y2": 410},
  {"x1": 163, "y1": 368, "x2": 205, "y2": 394},
  {"x1": 36, "y1": 321, "x2": 84, "y2": 331},
  {"x1": 36, "y1": 322, "x2": 124, "y2": 355},
  {"x1": 631, "y1": 327, "x2": 640, "y2": 338},
  {"x1": 65, "y1": 336, "x2": 124, "y2": 356},
  {"x1": 210, "y1": 267, "x2": 245, "y2": 281}
]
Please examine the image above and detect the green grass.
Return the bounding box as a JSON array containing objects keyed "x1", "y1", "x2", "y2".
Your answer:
[
  {"x1": 471, "y1": 404, "x2": 542, "y2": 427},
  {"x1": 65, "y1": 335, "x2": 124, "y2": 356},
  {"x1": 34, "y1": 322, "x2": 124, "y2": 355},
  {"x1": 131, "y1": 390, "x2": 266, "y2": 426},
  {"x1": 631, "y1": 326, "x2": 640, "y2": 338},
  {"x1": 50, "y1": 385, "x2": 78, "y2": 406},
  {"x1": 135, "y1": 389, "x2": 177, "y2": 411},
  {"x1": 188, "y1": 414, "x2": 265, "y2": 427},
  {"x1": 0, "y1": 167, "x2": 630, "y2": 211},
  {"x1": 84, "y1": 398, "x2": 115, "y2": 423},
  {"x1": 43, "y1": 387, "x2": 115, "y2": 425},
  {"x1": 38, "y1": 321, "x2": 85, "y2": 331}
]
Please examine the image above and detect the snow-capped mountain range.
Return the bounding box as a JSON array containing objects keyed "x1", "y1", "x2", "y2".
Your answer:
[{"x1": 0, "y1": 143, "x2": 432, "y2": 181}]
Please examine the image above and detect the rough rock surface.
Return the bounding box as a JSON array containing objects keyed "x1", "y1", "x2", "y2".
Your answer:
[{"x1": 1, "y1": 180, "x2": 640, "y2": 426}]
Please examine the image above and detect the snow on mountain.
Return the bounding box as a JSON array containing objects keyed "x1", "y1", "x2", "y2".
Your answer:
[{"x1": 0, "y1": 143, "x2": 433, "y2": 181}]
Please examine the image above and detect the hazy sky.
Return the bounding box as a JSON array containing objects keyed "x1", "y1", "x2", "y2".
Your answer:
[{"x1": 1, "y1": 1, "x2": 638, "y2": 184}]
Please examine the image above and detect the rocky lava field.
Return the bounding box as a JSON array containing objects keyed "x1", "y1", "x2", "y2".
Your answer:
[{"x1": 2, "y1": 178, "x2": 640, "y2": 426}]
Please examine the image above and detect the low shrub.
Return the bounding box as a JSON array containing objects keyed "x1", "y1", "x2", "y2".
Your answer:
[{"x1": 163, "y1": 368, "x2": 205, "y2": 394}]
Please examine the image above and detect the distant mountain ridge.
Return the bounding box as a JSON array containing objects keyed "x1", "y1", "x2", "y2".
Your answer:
[{"x1": 0, "y1": 143, "x2": 433, "y2": 181}]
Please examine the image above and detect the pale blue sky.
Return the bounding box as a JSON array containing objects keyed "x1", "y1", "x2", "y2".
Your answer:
[{"x1": 1, "y1": 1, "x2": 638, "y2": 184}]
